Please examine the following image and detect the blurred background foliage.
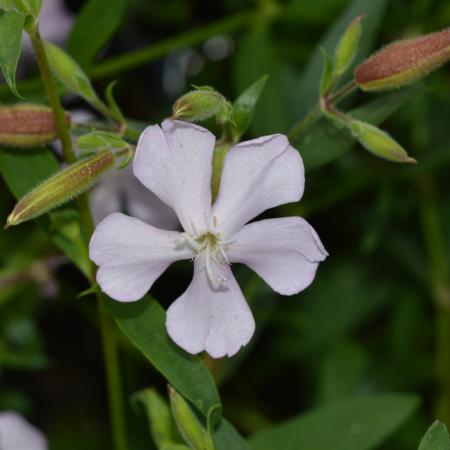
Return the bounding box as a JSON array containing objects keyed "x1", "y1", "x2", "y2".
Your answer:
[{"x1": 1, "y1": 0, "x2": 450, "y2": 448}]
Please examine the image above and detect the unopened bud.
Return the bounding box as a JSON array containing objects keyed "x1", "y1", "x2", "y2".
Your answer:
[
  {"x1": 6, "y1": 151, "x2": 115, "y2": 227},
  {"x1": 168, "y1": 386, "x2": 214, "y2": 450},
  {"x1": 173, "y1": 87, "x2": 232, "y2": 124},
  {"x1": 350, "y1": 120, "x2": 416, "y2": 163},
  {"x1": 334, "y1": 15, "x2": 364, "y2": 78},
  {"x1": 0, "y1": 103, "x2": 71, "y2": 147},
  {"x1": 355, "y1": 28, "x2": 450, "y2": 91}
]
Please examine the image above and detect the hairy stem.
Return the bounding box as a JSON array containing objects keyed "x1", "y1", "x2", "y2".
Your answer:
[
  {"x1": 29, "y1": 29, "x2": 74, "y2": 163},
  {"x1": 30, "y1": 26, "x2": 128, "y2": 450}
]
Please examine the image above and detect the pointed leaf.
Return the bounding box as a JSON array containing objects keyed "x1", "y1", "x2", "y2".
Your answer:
[
  {"x1": 106, "y1": 296, "x2": 222, "y2": 426},
  {"x1": 44, "y1": 42, "x2": 101, "y2": 107},
  {"x1": 67, "y1": 0, "x2": 125, "y2": 67},
  {"x1": 418, "y1": 421, "x2": 450, "y2": 450},
  {"x1": 0, "y1": 11, "x2": 26, "y2": 98},
  {"x1": 250, "y1": 395, "x2": 419, "y2": 450},
  {"x1": 232, "y1": 74, "x2": 268, "y2": 140},
  {"x1": 77, "y1": 131, "x2": 128, "y2": 152}
]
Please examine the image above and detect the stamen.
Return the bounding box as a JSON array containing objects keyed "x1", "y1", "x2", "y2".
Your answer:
[
  {"x1": 205, "y1": 245, "x2": 220, "y2": 289},
  {"x1": 219, "y1": 246, "x2": 231, "y2": 265},
  {"x1": 178, "y1": 233, "x2": 201, "y2": 252}
]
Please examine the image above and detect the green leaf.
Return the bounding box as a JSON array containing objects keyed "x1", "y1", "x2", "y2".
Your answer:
[
  {"x1": 133, "y1": 388, "x2": 183, "y2": 449},
  {"x1": 0, "y1": 11, "x2": 26, "y2": 98},
  {"x1": 214, "y1": 419, "x2": 251, "y2": 450},
  {"x1": 250, "y1": 395, "x2": 419, "y2": 450},
  {"x1": 418, "y1": 421, "x2": 450, "y2": 450},
  {"x1": 44, "y1": 42, "x2": 101, "y2": 107},
  {"x1": 105, "y1": 81, "x2": 125, "y2": 123},
  {"x1": 0, "y1": 147, "x2": 58, "y2": 197},
  {"x1": 0, "y1": 147, "x2": 91, "y2": 278},
  {"x1": 67, "y1": 0, "x2": 125, "y2": 67},
  {"x1": 0, "y1": 0, "x2": 41, "y2": 18},
  {"x1": 233, "y1": 26, "x2": 296, "y2": 135},
  {"x1": 78, "y1": 131, "x2": 128, "y2": 152},
  {"x1": 77, "y1": 284, "x2": 101, "y2": 299},
  {"x1": 298, "y1": 90, "x2": 412, "y2": 170},
  {"x1": 106, "y1": 296, "x2": 222, "y2": 426},
  {"x1": 232, "y1": 74, "x2": 268, "y2": 141},
  {"x1": 293, "y1": 0, "x2": 389, "y2": 119}
]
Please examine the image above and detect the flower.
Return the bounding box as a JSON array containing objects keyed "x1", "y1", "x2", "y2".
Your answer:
[
  {"x1": 0, "y1": 411, "x2": 47, "y2": 450},
  {"x1": 89, "y1": 120, "x2": 328, "y2": 357}
]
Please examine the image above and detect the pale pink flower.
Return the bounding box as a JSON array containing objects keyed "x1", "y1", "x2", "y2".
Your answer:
[
  {"x1": 0, "y1": 412, "x2": 47, "y2": 450},
  {"x1": 89, "y1": 120, "x2": 327, "y2": 358}
]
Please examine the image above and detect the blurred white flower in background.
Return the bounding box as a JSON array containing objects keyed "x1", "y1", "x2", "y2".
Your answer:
[
  {"x1": 0, "y1": 412, "x2": 47, "y2": 450},
  {"x1": 90, "y1": 164, "x2": 179, "y2": 228}
]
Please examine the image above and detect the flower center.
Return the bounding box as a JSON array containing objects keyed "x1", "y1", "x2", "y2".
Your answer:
[{"x1": 177, "y1": 229, "x2": 231, "y2": 289}]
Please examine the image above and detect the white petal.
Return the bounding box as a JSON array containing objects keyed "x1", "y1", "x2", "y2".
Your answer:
[
  {"x1": 133, "y1": 119, "x2": 215, "y2": 235},
  {"x1": 212, "y1": 134, "x2": 304, "y2": 237},
  {"x1": 166, "y1": 256, "x2": 255, "y2": 358},
  {"x1": 89, "y1": 213, "x2": 192, "y2": 302},
  {"x1": 227, "y1": 217, "x2": 328, "y2": 295},
  {"x1": 0, "y1": 412, "x2": 47, "y2": 450}
]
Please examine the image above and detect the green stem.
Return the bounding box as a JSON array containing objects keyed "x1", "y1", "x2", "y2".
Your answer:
[
  {"x1": 98, "y1": 297, "x2": 129, "y2": 450},
  {"x1": 329, "y1": 79, "x2": 357, "y2": 105},
  {"x1": 288, "y1": 105, "x2": 321, "y2": 143},
  {"x1": 288, "y1": 79, "x2": 358, "y2": 143},
  {"x1": 29, "y1": 28, "x2": 74, "y2": 163},
  {"x1": 419, "y1": 175, "x2": 450, "y2": 426},
  {"x1": 88, "y1": 11, "x2": 252, "y2": 80},
  {"x1": 30, "y1": 26, "x2": 128, "y2": 450}
]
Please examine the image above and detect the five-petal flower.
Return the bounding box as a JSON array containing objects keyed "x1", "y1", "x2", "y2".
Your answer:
[{"x1": 89, "y1": 119, "x2": 328, "y2": 358}]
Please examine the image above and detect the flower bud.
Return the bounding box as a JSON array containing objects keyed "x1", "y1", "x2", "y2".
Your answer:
[
  {"x1": 355, "y1": 28, "x2": 450, "y2": 91},
  {"x1": 0, "y1": 103, "x2": 71, "y2": 147},
  {"x1": 350, "y1": 120, "x2": 416, "y2": 163},
  {"x1": 168, "y1": 386, "x2": 214, "y2": 450},
  {"x1": 334, "y1": 15, "x2": 364, "y2": 78},
  {"x1": 6, "y1": 151, "x2": 115, "y2": 227},
  {"x1": 172, "y1": 87, "x2": 232, "y2": 124}
]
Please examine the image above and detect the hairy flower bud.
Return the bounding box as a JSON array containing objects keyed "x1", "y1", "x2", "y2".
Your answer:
[
  {"x1": 355, "y1": 28, "x2": 450, "y2": 91},
  {"x1": 350, "y1": 120, "x2": 416, "y2": 163},
  {"x1": 0, "y1": 103, "x2": 71, "y2": 147},
  {"x1": 334, "y1": 15, "x2": 364, "y2": 78},
  {"x1": 6, "y1": 151, "x2": 115, "y2": 227},
  {"x1": 172, "y1": 87, "x2": 232, "y2": 124}
]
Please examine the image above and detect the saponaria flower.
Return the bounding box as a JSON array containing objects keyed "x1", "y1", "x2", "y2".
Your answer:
[{"x1": 89, "y1": 120, "x2": 328, "y2": 358}]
